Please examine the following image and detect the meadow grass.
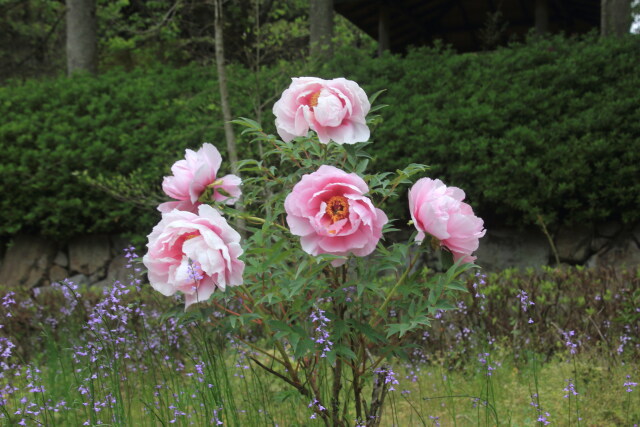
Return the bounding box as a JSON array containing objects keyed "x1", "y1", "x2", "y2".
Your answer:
[
  {"x1": 3, "y1": 338, "x2": 639, "y2": 426},
  {"x1": 1, "y1": 255, "x2": 638, "y2": 426}
]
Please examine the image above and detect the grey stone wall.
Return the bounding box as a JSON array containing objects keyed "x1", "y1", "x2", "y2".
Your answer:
[
  {"x1": 0, "y1": 222, "x2": 638, "y2": 289},
  {"x1": 475, "y1": 223, "x2": 640, "y2": 271},
  {"x1": 0, "y1": 234, "x2": 133, "y2": 289}
]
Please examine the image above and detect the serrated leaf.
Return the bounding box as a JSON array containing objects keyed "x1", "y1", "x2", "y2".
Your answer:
[
  {"x1": 334, "y1": 344, "x2": 358, "y2": 361},
  {"x1": 368, "y1": 89, "x2": 387, "y2": 105},
  {"x1": 295, "y1": 260, "x2": 308, "y2": 279},
  {"x1": 446, "y1": 282, "x2": 468, "y2": 292}
]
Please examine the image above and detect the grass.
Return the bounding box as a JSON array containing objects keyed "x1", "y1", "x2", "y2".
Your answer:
[
  {"x1": 3, "y1": 344, "x2": 639, "y2": 426},
  {"x1": 1, "y1": 260, "x2": 639, "y2": 426}
]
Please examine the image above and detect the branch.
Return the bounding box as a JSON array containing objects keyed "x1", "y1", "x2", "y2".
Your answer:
[{"x1": 248, "y1": 356, "x2": 310, "y2": 397}]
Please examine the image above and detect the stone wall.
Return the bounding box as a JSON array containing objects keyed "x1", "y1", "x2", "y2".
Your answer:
[
  {"x1": 0, "y1": 222, "x2": 638, "y2": 289},
  {"x1": 474, "y1": 222, "x2": 640, "y2": 271},
  {"x1": 0, "y1": 234, "x2": 132, "y2": 289}
]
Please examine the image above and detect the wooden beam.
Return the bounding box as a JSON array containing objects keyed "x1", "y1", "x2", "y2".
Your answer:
[
  {"x1": 535, "y1": 0, "x2": 550, "y2": 33},
  {"x1": 378, "y1": 1, "x2": 390, "y2": 56}
]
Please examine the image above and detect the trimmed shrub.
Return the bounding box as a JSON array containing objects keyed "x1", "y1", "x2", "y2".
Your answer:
[
  {"x1": 1, "y1": 33, "x2": 638, "y2": 241},
  {"x1": 321, "y1": 33, "x2": 640, "y2": 228},
  {"x1": 0, "y1": 65, "x2": 246, "y2": 240}
]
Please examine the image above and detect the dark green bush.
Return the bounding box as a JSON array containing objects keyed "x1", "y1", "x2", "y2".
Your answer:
[
  {"x1": 321, "y1": 33, "x2": 640, "y2": 228},
  {"x1": 426, "y1": 265, "x2": 640, "y2": 363},
  {"x1": 0, "y1": 64, "x2": 255, "y2": 240},
  {"x1": 1, "y1": 33, "x2": 638, "y2": 241}
]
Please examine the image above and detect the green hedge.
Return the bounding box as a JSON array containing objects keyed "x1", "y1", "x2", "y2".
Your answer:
[
  {"x1": 321, "y1": 33, "x2": 640, "y2": 227},
  {"x1": 0, "y1": 64, "x2": 263, "y2": 240},
  {"x1": 1, "y1": 33, "x2": 639, "y2": 241}
]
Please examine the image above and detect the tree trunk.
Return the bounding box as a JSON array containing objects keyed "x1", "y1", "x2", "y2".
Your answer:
[
  {"x1": 601, "y1": 0, "x2": 632, "y2": 36},
  {"x1": 377, "y1": 3, "x2": 390, "y2": 56},
  {"x1": 535, "y1": 0, "x2": 550, "y2": 35},
  {"x1": 214, "y1": 0, "x2": 238, "y2": 169},
  {"x1": 213, "y1": 0, "x2": 245, "y2": 232},
  {"x1": 309, "y1": 0, "x2": 334, "y2": 59},
  {"x1": 66, "y1": 0, "x2": 97, "y2": 75}
]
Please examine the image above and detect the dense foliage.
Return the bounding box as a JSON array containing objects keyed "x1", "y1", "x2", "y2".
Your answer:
[
  {"x1": 323, "y1": 33, "x2": 640, "y2": 227},
  {"x1": 0, "y1": 0, "x2": 369, "y2": 81},
  {"x1": 1, "y1": 33, "x2": 638, "y2": 240},
  {"x1": 3, "y1": 265, "x2": 637, "y2": 365},
  {"x1": 0, "y1": 65, "x2": 221, "y2": 239},
  {"x1": 430, "y1": 265, "x2": 640, "y2": 364}
]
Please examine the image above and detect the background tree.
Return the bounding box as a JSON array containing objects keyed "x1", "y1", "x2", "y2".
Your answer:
[
  {"x1": 66, "y1": 0, "x2": 98, "y2": 74},
  {"x1": 309, "y1": 0, "x2": 333, "y2": 59},
  {"x1": 601, "y1": 0, "x2": 632, "y2": 36},
  {"x1": 0, "y1": 0, "x2": 65, "y2": 81}
]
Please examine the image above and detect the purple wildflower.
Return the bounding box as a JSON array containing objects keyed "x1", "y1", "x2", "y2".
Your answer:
[
  {"x1": 374, "y1": 367, "x2": 399, "y2": 391},
  {"x1": 310, "y1": 307, "x2": 332, "y2": 357},
  {"x1": 563, "y1": 379, "x2": 578, "y2": 398},
  {"x1": 562, "y1": 330, "x2": 579, "y2": 355},
  {"x1": 308, "y1": 398, "x2": 326, "y2": 419},
  {"x1": 537, "y1": 412, "x2": 551, "y2": 425},
  {"x1": 517, "y1": 289, "x2": 534, "y2": 313},
  {"x1": 624, "y1": 375, "x2": 638, "y2": 393},
  {"x1": 477, "y1": 352, "x2": 501, "y2": 376},
  {"x1": 617, "y1": 335, "x2": 631, "y2": 355},
  {"x1": 473, "y1": 272, "x2": 487, "y2": 298}
]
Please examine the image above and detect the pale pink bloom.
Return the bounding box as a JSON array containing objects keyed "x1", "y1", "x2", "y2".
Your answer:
[
  {"x1": 285, "y1": 165, "x2": 387, "y2": 266},
  {"x1": 160, "y1": 143, "x2": 241, "y2": 213},
  {"x1": 157, "y1": 200, "x2": 200, "y2": 214},
  {"x1": 273, "y1": 77, "x2": 370, "y2": 144},
  {"x1": 409, "y1": 178, "x2": 485, "y2": 263},
  {"x1": 143, "y1": 204, "x2": 245, "y2": 309}
]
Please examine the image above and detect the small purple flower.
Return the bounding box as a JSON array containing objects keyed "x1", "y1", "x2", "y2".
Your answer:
[
  {"x1": 187, "y1": 260, "x2": 204, "y2": 283},
  {"x1": 477, "y1": 352, "x2": 500, "y2": 376},
  {"x1": 1, "y1": 292, "x2": 16, "y2": 309},
  {"x1": 562, "y1": 330, "x2": 579, "y2": 355},
  {"x1": 308, "y1": 398, "x2": 326, "y2": 419},
  {"x1": 374, "y1": 367, "x2": 399, "y2": 391},
  {"x1": 472, "y1": 272, "x2": 487, "y2": 298},
  {"x1": 517, "y1": 289, "x2": 534, "y2": 313},
  {"x1": 310, "y1": 307, "x2": 332, "y2": 357},
  {"x1": 617, "y1": 335, "x2": 631, "y2": 355},
  {"x1": 624, "y1": 375, "x2": 638, "y2": 393},
  {"x1": 563, "y1": 379, "x2": 578, "y2": 398},
  {"x1": 537, "y1": 412, "x2": 551, "y2": 425}
]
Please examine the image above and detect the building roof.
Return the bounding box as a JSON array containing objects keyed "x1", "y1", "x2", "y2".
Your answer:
[{"x1": 335, "y1": 0, "x2": 600, "y2": 52}]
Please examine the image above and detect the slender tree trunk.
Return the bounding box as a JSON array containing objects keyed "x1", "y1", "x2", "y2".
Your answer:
[
  {"x1": 535, "y1": 0, "x2": 550, "y2": 35},
  {"x1": 213, "y1": 0, "x2": 245, "y2": 232},
  {"x1": 213, "y1": 0, "x2": 238, "y2": 169},
  {"x1": 309, "y1": 0, "x2": 334, "y2": 59},
  {"x1": 377, "y1": 3, "x2": 390, "y2": 56},
  {"x1": 601, "y1": 0, "x2": 632, "y2": 36},
  {"x1": 66, "y1": 0, "x2": 98, "y2": 75}
]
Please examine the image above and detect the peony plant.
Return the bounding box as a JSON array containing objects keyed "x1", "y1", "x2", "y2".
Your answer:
[{"x1": 144, "y1": 76, "x2": 485, "y2": 426}]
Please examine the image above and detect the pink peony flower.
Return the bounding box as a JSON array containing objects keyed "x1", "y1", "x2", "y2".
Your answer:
[
  {"x1": 273, "y1": 77, "x2": 371, "y2": 144},
  {"x1": 409, "y1": 178, "x2": 485, "y2": 263},
  {"x1": 159, "y1": 143, "x2": 241, "y2": 213},
  {"x1": 143, "y1": 204, "x2": 245, "y2": 308},
  {"x1": 284, "y1": 165, "x2": 387, "y2": 266}
]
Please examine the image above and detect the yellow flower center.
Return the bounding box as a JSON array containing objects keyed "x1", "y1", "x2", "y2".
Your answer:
[
  {"x1": 309, "y1": 91, "x2": 321, "y2": 108},
  {"x1": 326, "y1": 195, "x2": 349, "y2": 224},
  {"x1": 184, "y1": 232, "x2": 199, "y2": 241}
]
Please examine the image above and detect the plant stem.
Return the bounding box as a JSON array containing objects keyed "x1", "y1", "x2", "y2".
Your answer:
[
  {"x1": 240, "y1": 214, "x2": 290, "y2": 233},
  {"x1": 369, "y1": 250, "x2": 421, "y2": 328}
]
